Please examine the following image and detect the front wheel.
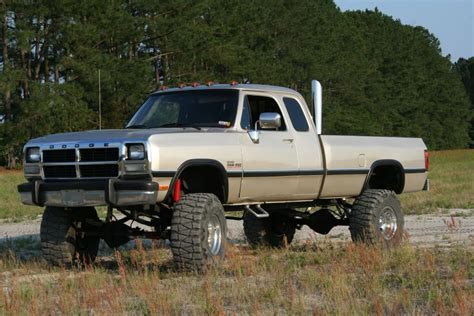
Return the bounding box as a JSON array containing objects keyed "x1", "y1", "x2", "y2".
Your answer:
[
  {"x1": 170, "y1": 193, "x2": 227, "y2": 270},
  {"x1": 349, "y1": 189, "x2": 404, "y2": 247},
  {"x1": 40, "y1": 207, "x2": 101, "y2": 266}
]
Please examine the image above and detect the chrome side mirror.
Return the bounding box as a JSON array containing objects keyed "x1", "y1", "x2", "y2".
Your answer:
[
  {"x1": 259, "y1": 112, "x2": 281, "y2": 129},
  {"x1": 246, "y1": 112, "x2": 282, "y2": 144}
]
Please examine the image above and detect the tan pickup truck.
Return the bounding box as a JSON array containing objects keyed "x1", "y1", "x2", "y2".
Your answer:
[{"x1": 18, "y1": 80, "x2": 429, "y2": 270}]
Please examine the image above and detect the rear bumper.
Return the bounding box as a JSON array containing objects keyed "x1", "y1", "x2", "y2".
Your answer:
[
  {"x1": 18, "y1": 179, "x2": 158, "y2": 207},
  {"x1": 423, "y1": 178, "x2": 430, "y2": 191}
]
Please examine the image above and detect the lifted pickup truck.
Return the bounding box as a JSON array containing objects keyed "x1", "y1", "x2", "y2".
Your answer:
[{"x1": 18, "y1": 80, "x2": 429, "y2": 269}]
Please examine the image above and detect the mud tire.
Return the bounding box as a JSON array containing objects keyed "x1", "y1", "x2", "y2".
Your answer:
[
  {"x1": 40, "y1": 207, "x2": 100, "y2": 266},
  {"x1": 349, "y1": 189, "x2": 404, "y2": 247},
  {"x1": 170, "y1": 193, "x2": 227, "y2": 270}
]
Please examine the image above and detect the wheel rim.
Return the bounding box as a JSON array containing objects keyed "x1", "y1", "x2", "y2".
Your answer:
[
  {"x1": 207, "y1": 214, "x2": 222, "y2": 255},
  {"x1": 378, "y1": 206, "x2": 398, "y2": 240}
]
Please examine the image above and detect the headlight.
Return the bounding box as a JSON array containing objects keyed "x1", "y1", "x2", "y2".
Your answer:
[
  {"x1": 25, "y1": 147, "x2": 40, "y2": 163},
  {"x1": 127, "y1": 143, "x2": 145, "y2": 160}
]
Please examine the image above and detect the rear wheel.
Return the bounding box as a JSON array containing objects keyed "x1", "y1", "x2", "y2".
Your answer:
[
  {"x1": 243, "y1": 210, "x2": 296, "y2": 248},
  {"x1": 170, "y1": 193, "x2": 227, "y2": 270},
  {"x1": 349, "y1": 189, "x2": 404, "y2": 247},
  {"x1": 40, "y1": 207, "x2": 101, "y2": 266}
]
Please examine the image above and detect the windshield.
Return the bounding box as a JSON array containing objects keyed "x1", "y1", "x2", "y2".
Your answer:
[{"x1": 126, "y1": 89, "x2": 239, "y2": 129}]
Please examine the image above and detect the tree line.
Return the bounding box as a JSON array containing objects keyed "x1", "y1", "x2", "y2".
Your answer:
[{"x1": 0, "y1": 0, "x2": 472, "y2": 167}]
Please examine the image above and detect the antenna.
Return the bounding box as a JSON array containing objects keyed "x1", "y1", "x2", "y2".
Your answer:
[{"x1": 98, "y1": 69, "x2": 102, "y2": 130}]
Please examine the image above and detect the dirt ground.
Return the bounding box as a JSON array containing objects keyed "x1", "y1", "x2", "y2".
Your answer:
[{"x1": 1, "y1": 210, "x2": 473, "y2": 256}]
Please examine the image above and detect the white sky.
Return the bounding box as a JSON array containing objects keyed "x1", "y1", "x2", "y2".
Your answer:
[{"x1": 335, "y1": 0, "x2": 474, "y2": 61}]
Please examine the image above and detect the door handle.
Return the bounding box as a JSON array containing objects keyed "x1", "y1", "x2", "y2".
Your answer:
[{"x1": 283, "y1": 138, "x2": 294, "y2": 143}]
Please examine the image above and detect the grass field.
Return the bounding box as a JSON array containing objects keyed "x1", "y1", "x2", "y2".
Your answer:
[
  {"x1": 0, "y1": 170, "x2": 43, "y2": 221},
  {"x1": 400, "y1": 149, "x2": 474, "y2": 214},
  {"x1": 0, "y1": 242, "x2": 472, "y2": 314},
  {"x1": 0, "y1": 149, "x2": 472, "y2": 221}
]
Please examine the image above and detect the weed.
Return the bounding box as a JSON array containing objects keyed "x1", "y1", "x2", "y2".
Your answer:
[{"x1": 0, "y1": 242, "x2": 471, "y2": 314}]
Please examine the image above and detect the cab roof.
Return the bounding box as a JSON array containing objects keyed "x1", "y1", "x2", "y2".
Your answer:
[{"x1": 150, "y1": 83, "x2": 301, "y2": 96}]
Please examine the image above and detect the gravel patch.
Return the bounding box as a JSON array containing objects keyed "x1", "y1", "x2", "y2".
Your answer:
[{"x1": 1, "y1": 211, "x2": 473, "y2": 259}]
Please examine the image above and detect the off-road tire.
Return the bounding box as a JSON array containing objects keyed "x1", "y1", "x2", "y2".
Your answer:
[
  {"x1": 40, "y1": 207, "x2": 101, "y2": 266},
  {"x1": 243, "y1": 210, "x2": 296, "y2": 248},
  {"x1": 170, "y1": 193, "x2": 227, "y2": 270},
  {"x1": 349, "y1": 189, "x2": 404, "y2": 247}
]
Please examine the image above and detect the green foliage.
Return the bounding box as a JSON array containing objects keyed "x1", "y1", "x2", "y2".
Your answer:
[
  {"x1": 0, "y1": 0, "x2": 472, "y2": 165},
  {"x1": 454, "y1": 57, "x2": 474, "y2": 147}
]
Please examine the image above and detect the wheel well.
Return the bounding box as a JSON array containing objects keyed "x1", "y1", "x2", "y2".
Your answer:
[
  {"x1": 365, "y1": 161, "x2": 405, "y2": 194},
  {"x1": 173, "y1": 163, "x2": 228, "y2": 203}
]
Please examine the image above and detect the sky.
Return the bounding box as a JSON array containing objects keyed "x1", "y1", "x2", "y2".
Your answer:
[{"x1": 334, "y1": 0, "x2": 474, "y2": 61}]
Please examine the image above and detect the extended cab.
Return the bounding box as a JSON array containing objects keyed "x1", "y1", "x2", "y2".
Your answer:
[{"x1": 18, "y1": 81, "x2": 429, "y2": 269}]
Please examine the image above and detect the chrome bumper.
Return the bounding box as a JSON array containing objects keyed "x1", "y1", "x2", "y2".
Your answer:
[{"x1": 18, "y1": 179, "x2": 158, "y2": 207}]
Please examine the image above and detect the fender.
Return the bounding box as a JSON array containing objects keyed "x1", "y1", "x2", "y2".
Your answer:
[
  {"x1": 163, "y1": 159, "x2": 229, "y2": 203},
  {"x1": 361, "y1": 159, "x2": 405, "y2": 194}
]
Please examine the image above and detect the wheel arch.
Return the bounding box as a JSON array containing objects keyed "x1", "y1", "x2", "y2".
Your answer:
[
  {"x1": 362, "y1": 159, "x2": 405, "y2": 194},
  {"x1": 166, "y1": 159, "x2": 229, "y2": 203}
]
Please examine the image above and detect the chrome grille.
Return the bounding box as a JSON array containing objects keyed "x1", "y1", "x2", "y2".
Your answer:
[
  {"x1": 43, "y1": 149, "x2": 75, "y2": 163},
  {"x1": 80, "y1": 165, "x2": 119, "y2": 178},
  {"x1": 80, "y1": 148, "x2": 119, "y2": 162},
  {"x1": 41, "y1": 146, "x2": 120, "y2": 179},
  {"x1": 43, "y1": 165, "x2": 76, "y2": 178}
]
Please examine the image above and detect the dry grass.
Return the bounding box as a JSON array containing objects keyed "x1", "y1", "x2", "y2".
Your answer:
[{"x1": 0, "y1": 241, "x2": 472, "y2": 315}]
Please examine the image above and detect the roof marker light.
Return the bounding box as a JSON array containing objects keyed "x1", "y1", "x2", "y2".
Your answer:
[
  {"x1": 178, "y1": 83, "x2": 186, "y2": 89},
  {"x1": 230, "y1": 81, "x2": 238, "y2": 86},
  {"x1": 159, "y1": 85, "x2": 168, "y2": 91},
  {"x1": 207, "y1": 81, "x2": 215, "y2": 87},
  {"x1": 191, "y1": 82, "x2": 199, "y2": 87}
]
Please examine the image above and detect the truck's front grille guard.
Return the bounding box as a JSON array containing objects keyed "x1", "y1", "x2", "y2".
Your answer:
[{"x1": 39, "y1": 147, "x2": 122, "y2": 180}]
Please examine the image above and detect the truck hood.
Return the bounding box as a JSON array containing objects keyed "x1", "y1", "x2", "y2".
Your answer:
[{"x1": 26, "y1": 128, "x2": 206, "y2": 145}]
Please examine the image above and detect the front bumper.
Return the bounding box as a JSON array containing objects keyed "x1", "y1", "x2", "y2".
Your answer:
[{"x1": 18, "y1": 179, "x2": 158, "y2": 207}]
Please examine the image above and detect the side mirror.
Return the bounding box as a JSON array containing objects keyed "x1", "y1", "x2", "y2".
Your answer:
[
  {"x1": 247, "y1": 112, "x2": 282, "y2": 144},
  {"x1": 259, "y1": 112, "x2": 281, "y2": 129}
]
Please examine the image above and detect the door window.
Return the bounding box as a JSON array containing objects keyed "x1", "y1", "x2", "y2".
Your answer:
[{"x1": 240, "y1": 95, "x2": 286, "y2": 131}]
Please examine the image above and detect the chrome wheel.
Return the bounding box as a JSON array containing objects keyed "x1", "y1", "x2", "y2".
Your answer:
[
  {"x1": 378, "y1": 206, "x2": 398, "y2": 240},
  {"x1": 207, "y1": 214, "x2": 222, "y2": 255}
]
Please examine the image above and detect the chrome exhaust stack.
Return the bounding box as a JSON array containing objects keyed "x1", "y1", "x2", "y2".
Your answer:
[{"x1": 311, "y1": 79, "x2": 322, "y2": 135}]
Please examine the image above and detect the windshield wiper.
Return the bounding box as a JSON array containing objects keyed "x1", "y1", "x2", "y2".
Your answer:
[
  {"x1": 157, "y1": 123, "x2": 201, "y2": 130},
  {"x1": 125, "y1": 124, "x2": 148, "y2": 129}
]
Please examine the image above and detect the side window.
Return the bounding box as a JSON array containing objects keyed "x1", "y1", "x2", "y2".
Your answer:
[
  {"x1": 283, "y1": 97, "x2": 309, "y2": 132},
  {"x1": 242, "y1": 95, "x2": 286, "y2": 131}
]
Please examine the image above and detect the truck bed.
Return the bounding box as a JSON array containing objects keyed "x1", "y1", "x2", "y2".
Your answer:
[{"x1": 319, "y1": 135, "x2": 428, "y2": 198}]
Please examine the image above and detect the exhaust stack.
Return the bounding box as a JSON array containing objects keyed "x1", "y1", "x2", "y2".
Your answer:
[{"x1": 311, "y1": 80, "x2": 322, "y2": 135}]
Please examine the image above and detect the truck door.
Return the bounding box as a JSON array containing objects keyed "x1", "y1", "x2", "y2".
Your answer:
[
  {"x1": 281, "y1": 96, "x2": 325, "y2": 199},
  {"x1": 239, "y1": 93, "x2": 299, "y2": 201}
]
